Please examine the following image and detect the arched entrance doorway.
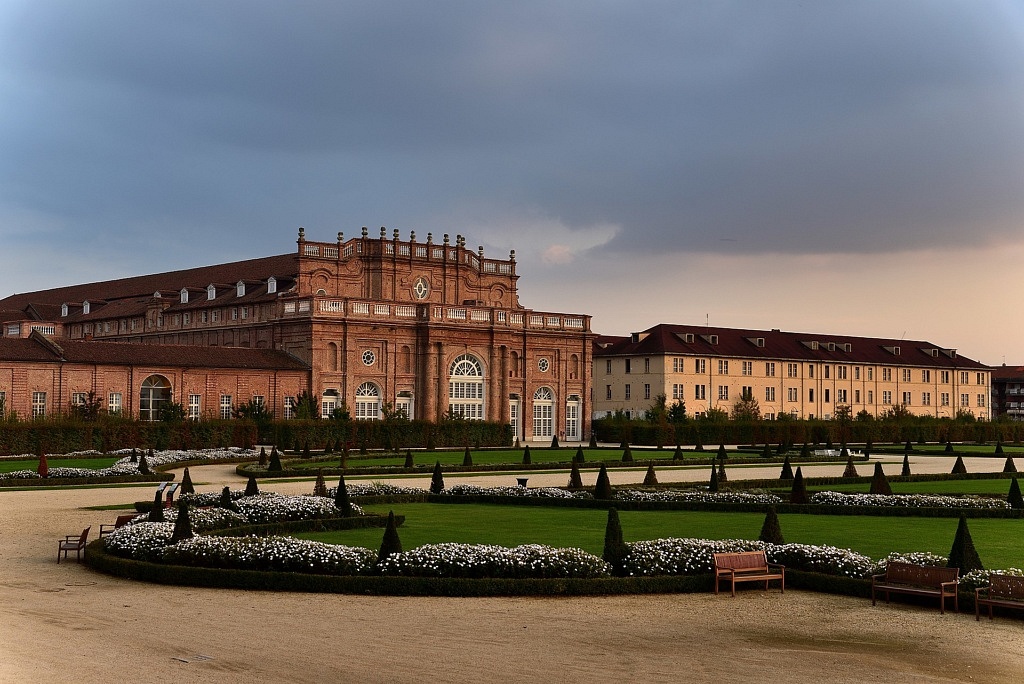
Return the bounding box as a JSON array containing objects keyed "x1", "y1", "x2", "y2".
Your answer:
[{"x1": 139, "y1": 375, "x2": 171, "y2": 421}]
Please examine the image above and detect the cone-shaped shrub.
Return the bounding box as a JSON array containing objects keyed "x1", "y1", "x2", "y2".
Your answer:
[
  {"x1": 717, "y1": 444, "x2": 728, "y2": 460},
  {"x1": 945, "y1": 441, "x2": 954, "y2": 454},
  {"x1": 901, "y1": 452, "x2": 912, "y2": 477},
  {"x1": 951, "y1": 455, "x2": 967, "y2": 474},
  {"x1": 568, "y1": 460, "x2": 583, "y2": 489},
  {"x1": 869, "y1": 462, "x2": 893, "y2": 495},
  {"x1": 1007, "y1": 477, "x2": 1024, "y2": 509},
  {"x1": 904, "y1": 439, "x2": 913, "y2": 452},
  {"x1": 842, "y1": 454, "x2": 858, "y2": 478},
  {"x1": 761, "y1": 443, "x2": 771, "y2": 458},
  {"x1": 995, "y1": 440, "x2": 1004, "y2": 455},
  {"x1": 462, "y1": 447, "x2": 473, "y2": 467},
  {"x1": 148, "y1": 489, "x2": 166, "y2": 522},
  {"x1": 335, "y1": 473, "x2": 352, "y2": 516},
  {"x1": 341, "y1": 443, "x2": 349, "y2": 469},
  {"x1": 430, "y1": 461, "x2": 445, "y2": 494},
  {"x1": 800, "y1": 442, "x2": 811, "y2": 459},
  {"x1": 522, "y1": 445, "x2": 532, "y2": 465},
  {"x1": 170, "y1": 501, "x2": 194, "y2": 543},
  {"x1": 602, "y1": 508, "x2": 629, "y2": 576},
  {"x1": 594, "y1": 464, "x2": 614, "y2": 500},
  {"x1": 717, "y1": 458, "x2": 727, "y2": 483},
  {"x1": 589, "y1": 433, "x2": 598, "y2": 449},
  {"x1": 218, "y1": 486, "x2": 238, "y2": 511},
  {"x1": 694, "y1": 436, "x2": 704, "y2": 451},
  {"x1": 758, "y1": 506, "x2": 785, "y2": 545},
  {"x1": 359, "y1": 436, "x2": 368, "y2": 455},
  {"x1": 138, "y1": 452, "x2": 150, "y2": 475},
  {"x1": 130, "y1": 449, "x2": 138, "y2": 463},
  {"x1": 947, "y1": 515, "x2": 984, "y2": 574},
  {"x1": 775, "y1": 442, "x2": 786, "y2": 456},
  {"x1": 779, "y1": 455, "x2": 794, "y2": 480},
  {"x1": 324, "y1": 440, "x2": 333, "y2": 455},
  {"x1": 404, "y1": 450, "x2": 414, "y2": 468},
  {"x1": 789, "y1": 467, "x2": 808, "y2": 504},
  {"x1": 673, "y1": 445, "x2": 683, "y2": 461},
  {"x1": 245, "y1": 475, "x2": 260, "y2": 497},
  {"x1": 572, "y1": 446, "x2": 583, "y2": 463},
  {"x1": 708, "y1": 463, "x2": 719, "y2": 492},
  {"x1": 313, "y1": 469, "x2": 328, "y2": 497},
  {"x1": 377, "y1": 511, "x2": 403, "y2": 563},
  {"x1": 268, "y1": 447, "x2": 283, "y2": 472},
  {"x1": 621, "y1": 444, "x2": 633, "y2": 462},
  {"x1": 1003, "y1": 456, "x2": 1017, "y2": 474},
  {"x1": 37, "y1": 451, "x2": 48, "y2": 478},
  {"x1": 302, "y1": 442, "x2": 311, "y2": 458},
  {"x1": 865, "y1": 439, "x2": 873, "y2": 453},
  {"x1": 550, "y1": 435, "x2": 560, "y2": 449},
  {"x1": 180, "y1": 467, "x2": 195, "y2": 495},
  {"x1": 258, "y1": 446, "x2": 268, "y2": 467},
  {"x1": 643, "y1": 463, "x2": 658, "y2": 486}
]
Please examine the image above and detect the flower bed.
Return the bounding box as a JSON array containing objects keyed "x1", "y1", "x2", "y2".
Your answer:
[
  {"x1": 0, "y1": 447, "x2": 255, "y2": 480},
  {"x1": 377, "y1": 543, "x2": 610, "y2": 578},
  {"x1": 811, "y1": 491, "x2": 1010, "y2": 510}
]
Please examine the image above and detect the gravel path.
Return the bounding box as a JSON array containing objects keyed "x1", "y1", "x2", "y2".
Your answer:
[{"x1": 2, "y1": 454, "x2": 1022, "y2": 683}]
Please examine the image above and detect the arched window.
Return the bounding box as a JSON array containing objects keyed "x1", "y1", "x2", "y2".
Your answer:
[
  {"x1": 449, "y1": 353, "x2": 484, "y2": 420},
  {"x1": 533, "y1": 386, "x2": 554, "y2": 439},
  {"x1": 355, "y1": 382, "x2": 381, "y2": 420},
  {"x1": 139, "y1": 375, "x2": 171, "y2": 422}
]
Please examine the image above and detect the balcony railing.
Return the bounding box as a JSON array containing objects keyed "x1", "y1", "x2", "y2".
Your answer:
[{"x1": 299, "y1": 237, "x2": 516, "y2": 276}]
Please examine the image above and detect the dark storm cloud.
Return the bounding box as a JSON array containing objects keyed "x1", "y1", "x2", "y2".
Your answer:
[{"x1": 1, "y1": 0, "x2": 1023, "y2": 269}]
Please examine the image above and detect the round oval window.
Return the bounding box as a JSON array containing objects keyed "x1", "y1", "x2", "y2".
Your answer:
[{"x1": 362, "y1": 350, "x2": 376, "y2": 366}]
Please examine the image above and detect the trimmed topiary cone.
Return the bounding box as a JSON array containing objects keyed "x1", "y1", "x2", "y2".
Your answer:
[
  {"x1": 869, "y1": 462, "x2": 892, "y2": 495},
  {"x1": 37, "y1": 451, "x2": 48, "y2": 478},
  {"x1": 550, "y1": 435, "x2": 560, "y2": 449},
  {"x1": 594, "y1": 463, "x2": 614, "y2": 500},
  {"x1": 673, "y1": 445, "x2": 683, "y2": 461},
  {"x1": 589, "y1": 433, "x2": 598, "y2": 449},
  {"x1": 621, "y1": 444, "x2": 633, "y2": 462},
  {"x1": 148, "y1": 490, "x2": 166, "y2": 522},
  {"x1": 643, "y1": 463, "x2": 658, "y2": 486},
  {"x1": 341, "y1": 443, "x2": 350, "y2": 469},
  {"x1": 568, "y1": 460, "x2": 583, "y2": 489},
  {"x1": 1003, "y1": 456, "x2": 1017, "y2": 474},
  {"x1": 245, "y1": 475, "x2": 260, "y2": 497},
  {"x1": 842, "y1": 454, "x2": 859, "y2": 478},
  {"x1": 602, "y1": 508, "x2": 629, "y2": 576},
  {"x1": 800, "y1": 442, "x2": 811, "y2": 459},
  {"x1": 335, "y1": 473, "x2": 352, "y2": 516},
  {"x1": 302, "y1": 442, "x2": 312, "y2": 458},
  {"x1": 430, "y1": 461, "x2": 445, "y2": 494},
  {"x1": 951, "y1": 455, "x2": 968, "y2": 474},
  {"x1": 1007, "y1": 477, "x2": 1024, "y2": 509},
  {"x1": 324, "y1": 440, "x2": 333, "y2": 455},
  {"x1": 258, "y1": 446, "x2": 268, "y2": 467},
  {"x1": 377, "y1": 511, "x2": 403, "y2": 563},
  {"x1": 218, "y1": 486, "x2": 238, "y2": 511},
  {"x1": 708, "y1": 463, "x2": 719, "y2": 492},
  {"x1": 522, "y1": 445, "x2": 532, "y2": 465},
  {"x1": 761, "y1": 443, "x2": 771, "y2": 458},
  {"x1": 313, "y1": 469, "x2": 328, "y2": 497},
  {"x1": 575, "y1": 446, "x2": 586, "y2": 463},
  {"x1": 904, "y1": 440, "x2": 913, "y2": 452},
  {"x1": 947, "y1": 514, "x2": 984, "y2": 574},
  {"x1": 404, "y1": 450, "x2": 414, "y2": 468},
  {"x1": 825, "y1": 437, "x2": 834, "y2": 450},
  {"x1": 138, "y1": 451, "x2": 150, "y2": 475},
  {"x1": 779, "y1": 455, "x2": 794, "y2": 480},
  {"x1": 130, "y1": 448, "x2": 138, "y2": 463},
  {"x1": 995, "y1": 440, "x2": 1004, "y2": 455},
  {"x1": 790, "y1": 467, "x2": 809, "y2": 504},
  {"x1": 268, "y1": 447, "x2": 283, "y2": 472},
  {"x1": 945, "y1": 441, "x2": 954, "y2": 454},
  {"x1": 170, "y1": 501, "x2": 194, "y2": 543},
  {"x1": 758, "y1": 506, "x2": 785, "y2": 545},
  {"x1": 717, "y1": 458, "x2": 727, "y2": 483},
  {"x1": 694, "y1": 436, "x2": 704, "y2": 452},
  {"x1": 180, "y1": 467, "x2": 195, "y2": 495},
  {"x1": 717, "y1": 444, "x2": 728, "y2": 460},
  {"x1": 462, "y1": 447, "x2": 473, "y2": 467},
  {"x1": 901, "y1": 452, "x2": 912, "y2": 477}
]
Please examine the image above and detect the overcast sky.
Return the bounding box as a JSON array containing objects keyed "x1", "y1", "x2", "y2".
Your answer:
[{"x1": 2, "y1": 1, "x2": 1023, "y2": 365}]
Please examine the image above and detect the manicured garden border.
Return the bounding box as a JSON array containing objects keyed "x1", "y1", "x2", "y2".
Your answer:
[{"x1": 0, "y1": 473, "x2": 172, "y2": 488}]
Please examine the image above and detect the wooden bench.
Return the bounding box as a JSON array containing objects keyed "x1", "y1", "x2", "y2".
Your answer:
[
  {"x1": 713, "y1": 550, "x2": 785, "y2": 597},
  {"x1": 57, "y1": 526, "x2": 90, "y2": 564},
  {"x1": 871, "y1": 562, "x2": 959, "y2": 614},
  {"x1": 164, "y1": 482, "x2": 179, "y2": 507},
  {"x1": 975, "y1": 574, "x2": 1024, "y2": 621},
  {"x1": 99, "y1": 514, "x2": 136, "y2": 537}
]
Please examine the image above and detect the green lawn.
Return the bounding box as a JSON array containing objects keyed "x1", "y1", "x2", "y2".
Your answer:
[
  {"x1": 296, "y1": 503, "x2": 1024, "y2": 569},
  {"x1": 800, "y1": 478, "x2": 1020, "y2": 496},
  {"x1": 0, "y1": 457, "x2": 120, "y2": 473}
]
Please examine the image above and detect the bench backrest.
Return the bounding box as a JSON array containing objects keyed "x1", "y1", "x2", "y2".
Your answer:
[
  {"x1": 714, "y1": 551, "x2": 768, "y2": 571},
  {"x1": 885, "y1": 562, "x2": 958, "y2": 587},
  {"x1": 114, "y1": 514, "x2": 136, "y2": 528},
  {"x1": 988, "y1": 574, "x2": 1024, "y2": 600},
  {"x1": 77, "y1": 527, "x2": 91, "y2": 544}
]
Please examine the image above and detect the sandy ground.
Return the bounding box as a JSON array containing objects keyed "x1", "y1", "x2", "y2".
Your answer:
[{"x1": 2, "y1": 454, "x2": 1023, "y2": 684}]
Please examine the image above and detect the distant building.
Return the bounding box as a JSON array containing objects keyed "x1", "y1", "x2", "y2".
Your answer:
[
  {"x1": 992, "y1": 365, "x2": 1024, "y2": 421},
  {"x1": 0, "y1": 228, "x2": 594, "y2": 441},
  {"x1": 593, "y1": 324, "x2": 991, "y2": 421}
]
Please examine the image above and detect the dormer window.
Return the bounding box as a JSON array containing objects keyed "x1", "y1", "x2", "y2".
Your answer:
[
  {"x1": 207, "y1": 285, "x2": 216, "y2": 300},
  {"x1": 180, "y1": 288, "x2": 189, "y2": 304},
  {"x1": 236, "y1": 281, "x2": 245, "y2": 297},
  {"x1": 61, "y1": 303, "x2": 68, "y2": 317},
  {"x1": 267, "y1": 277, "x2": 277, "y2": 294},
  {"x1": 83, "y1": 301, "x2": 91, "y2": 315}
]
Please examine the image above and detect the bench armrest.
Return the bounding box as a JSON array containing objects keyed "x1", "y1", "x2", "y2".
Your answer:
[
  {"x1": 939, "y1": 581, "x2": 959, "y2": 591},
  {"x1": 768, "y1": 563, "x2": 785, "y2": 571},
  {"x1": 871, "y1": 573, "x2": 888, "y2": 581}
]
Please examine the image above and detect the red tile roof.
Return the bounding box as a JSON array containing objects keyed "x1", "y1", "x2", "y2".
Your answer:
[{"x1": 593, "y1": 323, "x2": 988, "y2": 370}]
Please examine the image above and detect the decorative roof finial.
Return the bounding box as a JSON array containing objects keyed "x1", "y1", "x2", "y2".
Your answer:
[
  {"x1": 426, "y1": 232, "x2": 433, "y2": 244},
  {"x1": 297, "y1": 226, "x2": 305, "y2": 241},
  {"x1": 337, "y1": 231, "x2": 343, "y2": 243},
  {"x1": 510, "y1": 249, "x2": 516, "y2": 262},
  {"x1": 443, "y1": 233, "x2": 449, "y2": 245},
  {"x1": 380, "y1": 226, "x2": 386, "y2": 238},
  {"x1": 410, "y1": 231, "x2": 416, "y2": 243},
  {"x1": 393, "y1": 228, "x2": 399, "y2": 240},
  {"x1": 361, "y1": 226, "x2": 368, "y2": 237},
  {"x1": 478, "y1": 245, "x2": 484, "y2": 258}
]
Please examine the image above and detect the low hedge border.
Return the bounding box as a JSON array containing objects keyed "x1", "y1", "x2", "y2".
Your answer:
[{"x1": 0, "y1": 473, "x2": 172, "y2": 488}]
